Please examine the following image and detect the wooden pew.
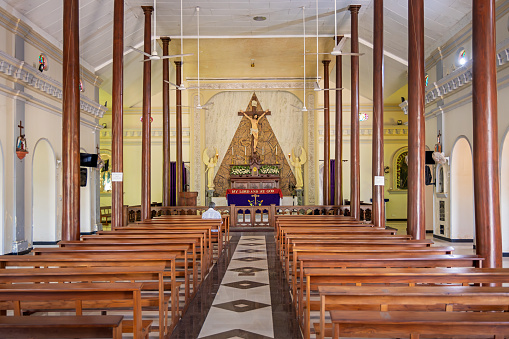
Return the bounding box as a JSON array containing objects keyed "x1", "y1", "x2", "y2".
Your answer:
[
  {"x1": 329, "y1": 310, "x2": 509, "y2": 339},
  {"x1": 64, "y1": 237, "x2": 205, "y2": 284},
  {"x1": 304, "y1": 267, "x2": 509, "y2": 339},
  {"x1": 31, "y1": 246, "x2": 193, "y2": 303},
  {"x1": 295, "y1": 253, "x2": 484, "y2": 337},
  {"x1": 0, "y1": 282, "x2": 145, "y2": 339},
  {"x1": 99, "y1": 228, "x2": 212, "y2": 269},
  {"x1": 281, "y1": 233, "x2": 414, "y2": 261},
  {"x1": 120, "y1": 225, "x2": 215, "y2": 268},
  {"x1": 285, "y1": 245, "x2": 455, "y2": 282},
  {"x1": 138, "y1": 219, "x2": 224, "y2": 254},
  {"x1": 320, "y1": 285, "x2": 509, "y2": 339},
  {"x1": 0, "y1": 265, "x2": 174, "y2": 338},
  {"x1": 277, "y1": 227, "x2": 401, "y2": 256},
  {"x1": 153, "y1": 214, "x2": 230, "y2": 245},
  {"x1": 0, "y1": 315, "x2": 124, "y2": 339}
]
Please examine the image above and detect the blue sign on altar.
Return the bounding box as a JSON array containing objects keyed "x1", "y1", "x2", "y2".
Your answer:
[{"x1": 227, "y1": 192, "x2": 280, "y2": 206}]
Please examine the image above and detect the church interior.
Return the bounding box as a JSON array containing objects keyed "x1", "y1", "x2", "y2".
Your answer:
[{"x1": 1, "y1": 0, "x2": 509, "y2": 338}]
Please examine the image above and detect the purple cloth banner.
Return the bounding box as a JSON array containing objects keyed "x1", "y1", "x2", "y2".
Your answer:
[{"x1": 227, "y1": 193, "x2": 280, "y2": 206}]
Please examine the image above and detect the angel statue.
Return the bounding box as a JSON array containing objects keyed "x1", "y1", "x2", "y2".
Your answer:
[
  {"x1": 202, "y1": 148, "x2": 219, "y2": 190},
  {"x1": 290, "y1": 147, "x2": 307, "y2": 189}
]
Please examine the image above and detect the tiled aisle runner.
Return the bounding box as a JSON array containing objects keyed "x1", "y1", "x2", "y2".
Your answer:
[{"x1": 198, "y1": 235, "x2": 274, "y2": 338}]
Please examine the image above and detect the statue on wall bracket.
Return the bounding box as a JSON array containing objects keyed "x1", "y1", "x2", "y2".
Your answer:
[
  {"x1": 290, "y1": 147, "x2": 307, "y2": 189},
  {"x1": 203, "y1": 148, "x2": 218, "y2": 190}
]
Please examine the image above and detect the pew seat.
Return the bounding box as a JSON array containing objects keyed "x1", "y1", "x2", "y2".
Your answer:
[
  {"x1": 0, "y1": 315, "x2": 124, "y2": 339},
  {"x1": 329, "y1": 310, "x2": 509, "y2": 339}
]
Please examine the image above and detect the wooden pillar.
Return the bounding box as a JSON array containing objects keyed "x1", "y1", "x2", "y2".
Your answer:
[
  {"x1": 349, "y1": 5, "x2": 361, "y2": 220},
  {"x1": 472, "y1": 0, "x2": 502, "y2": 268},
  {"x1": 372, "y1": 0, "x2": 385, "y2": 228},
  {"x1": 141, "y1": 6, "x2": 153, "y2": 220},
  {"x1": 111, "y1": 0, "x2": 124, "y2": 228},
  {"x1": 335, "y1": 38, "x2": 343, "y2": 207},
  {"x1": 175, "y1": 61, "x2": 183, "y2": 205},
  {"x1": 161, "y1": 37, "x2": 171, "y2": 207},
  {"x1": 62, "y1": 0, "x2": 80, "y2": 241},
  {"x1": 323, "y1": 59, "x2": 331, "y2": 205},
  {"x1": 407, "y1": 0, "x2": 426, "y2": 239}
]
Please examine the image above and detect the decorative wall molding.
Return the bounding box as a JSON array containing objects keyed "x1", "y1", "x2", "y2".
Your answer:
[
  {"x1": 317, "y1": 126, "x2": 408, "y2": 138},
  {"x1": 399, "y1": 38, "x2": 509, "y2": 116},
  {"x1": 100, "y1": 128, "x2": 191, "y2": 139},
  {"x1": 184, "y1": 81, "x2": 316, "y2": 91},
  {"x1": 0, "y1": 51, "x2": 106, "y2": 119},
  {"x1": 0, "y1": 6, "x2": 100, "y2": 85}
]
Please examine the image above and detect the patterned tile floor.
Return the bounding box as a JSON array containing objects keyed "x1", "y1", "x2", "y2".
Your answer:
[{"x1": 169, "y1": 233, "x2": 301, "y2": 339}]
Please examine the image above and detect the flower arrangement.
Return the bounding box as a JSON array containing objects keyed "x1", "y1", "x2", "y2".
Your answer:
[
  {"x1": 230, "y1": 165, "x2": 251, "y2": 176},
  {"x1": 259, "y1": 165, "x2": 280, "y2": 175}
]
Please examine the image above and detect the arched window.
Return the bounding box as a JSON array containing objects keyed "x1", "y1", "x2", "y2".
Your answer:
[{"x1": 396, "y1": 151, "x2": 408, "y2": 189}]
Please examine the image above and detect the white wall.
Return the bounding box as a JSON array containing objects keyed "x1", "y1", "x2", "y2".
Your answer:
[
  {"x1": 450, "y1": 137, "x2": 474, "y2": 240},
  {"x1": 0, "y1": 140, "x2": 4, "y2": 254},
  {"x1": 32, "y1": 139, "x2": 57, "y2": 243},
  {"x1": 501, "y1": 130, "x2": 509, "y2": 253}
]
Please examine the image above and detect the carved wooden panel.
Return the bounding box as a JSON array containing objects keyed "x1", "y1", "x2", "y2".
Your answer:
[{"x1": 213, "y1": 94, "x2": 296, "y2": 197}]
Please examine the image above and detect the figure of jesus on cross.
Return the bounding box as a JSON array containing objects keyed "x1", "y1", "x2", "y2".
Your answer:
[{"x1": 239, "y1": 105, "x2": 270, "y2": 153}]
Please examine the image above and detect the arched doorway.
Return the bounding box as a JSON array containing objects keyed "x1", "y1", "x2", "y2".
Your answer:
[
  {"x1": 32, "y1": 139, "x2": 57, "y2": 243},
  {"x1": 500, "y1": 130, "x2": 509, "y2": 253},
  {"x1": 0, "y1": 141, "x2": 4, "y2": 254},
  {"x1": 450, "y1": 137, "x2": 474, "y2": 240}
]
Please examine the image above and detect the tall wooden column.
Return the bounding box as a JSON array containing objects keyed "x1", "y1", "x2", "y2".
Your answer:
[
  {"x1": 335, "y1": 38, "x2": 343, "y2": 206},
  {"x1": 62, "y1": 0, "x2": 80, "y2": 241},
  {"x1": 472, "y1": 0, "x2": 502, "y2": 268},
  {"x1": 349, "y1": 5, "x2": 361, "y2": 220},
  {"x1": 372, "y1": 0, "x2": 385, "y2": 227},
  {"x1": 111, "y1": 0, "x2": 124, "y2": 228},
  {"x1": 161, "y1": 37, "x2": 171, "y2": 207},
  {"x1": 175, "y1": 61, "x2": 183, "y2": 205},
  {"x1": 407, "y1": 0, "x2": 426, "y2": 239},
  {"x1": 323, "y1": 59, "x2": 331, "y2": 205},
  {"x1": 141, "y1": 6, "x2": 153, "y2": 220}
]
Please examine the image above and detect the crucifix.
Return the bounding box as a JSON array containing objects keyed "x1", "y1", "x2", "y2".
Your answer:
[
  {"x1": 251, "y1": 194, "x2": 260, "y2": 205},
  {"x1": 18, "y1": 121, "x2": 24, "y2": 137},
  {"x1": 238, "y1": 94, "x2": 271, "y2": 154}
]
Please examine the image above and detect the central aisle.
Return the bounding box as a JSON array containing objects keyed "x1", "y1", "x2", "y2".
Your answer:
[
  {"x1": 170, "y1": 232, "x2": 301, "y2": 339},
  {"x1": 199, "y1": 235, "x2": 273, "y2": 338}
]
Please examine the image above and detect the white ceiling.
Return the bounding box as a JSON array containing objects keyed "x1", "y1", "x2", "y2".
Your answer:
[{"x1": 1, "y1": 0, "x2": 473, "y2": 103}]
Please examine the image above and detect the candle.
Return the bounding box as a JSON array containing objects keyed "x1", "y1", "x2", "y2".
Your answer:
[
  {"x1": 275, "y1": 146, "x2": 277, "y2": 156},
  {"x1": 262, "y1": 147, "x2": 264, "y2": 155},
  {"x1": 231, "y1": 147, "x2": 233, "y2": 156},
  {"x1": 244, "y1": 146, "x2": 246, "y2": 156},
  {"x1": 288, "y1": 153, "x2": 291, "y2": 158}
]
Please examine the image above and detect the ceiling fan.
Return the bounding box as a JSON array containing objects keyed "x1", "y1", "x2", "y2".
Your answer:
[
  {"x1": 129, "y1": 0, "x2": 192, "y2": 61},
  {"x1": 312, "y1": 0, "x2": 343, "y2": 92}
]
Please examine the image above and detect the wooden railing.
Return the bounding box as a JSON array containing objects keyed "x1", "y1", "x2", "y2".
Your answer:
[{"x1": 118, "y1": 204, "x2": 372, "y2": 227}]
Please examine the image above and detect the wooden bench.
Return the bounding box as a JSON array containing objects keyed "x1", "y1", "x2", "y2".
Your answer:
[
  {"x1": 304, "y1": 267, "x2": 509, "y2": 339},
  {"x1": 0, "y1": 282, "x2": 146, "y2": 339},
  {"x1": 0, "y1": 315, "x2": 124, "y2": 339},
  {"x1": 64, "y1": 236, "x2": 205, "y2": 285},
  {"x1": 119, "y1": 224, "x2": 215, "y2": 268},
  {"x1": 32, "y1": 245, "x2": 193, "y2": 302},
  {"x1": 319, "y1": 285, "x2": 509, "y2": 339},
  {"x1": 295, "y1": 254, "x2": 484, "y2": 337},
  {"x1": 0, "y1": 265, "x2": 175, "y2": 338},
  {"x1": 329, "y1": 310, "x2": 509, "y2": 339},
  {"x1": 99, "y1": 228, "x2": 212, "y2": 270},
  {"x1": 138, "y1": 219, "x2": 224, "y2": 255},
  {"x1": 285, "y1": 245, "x2": 455, "y2": 283}
]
